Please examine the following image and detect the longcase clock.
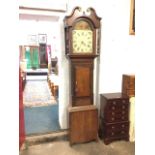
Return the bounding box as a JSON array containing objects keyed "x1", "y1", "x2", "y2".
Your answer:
[{"x1": 64, "y1": 7, "x2": 101, "y2": 107}]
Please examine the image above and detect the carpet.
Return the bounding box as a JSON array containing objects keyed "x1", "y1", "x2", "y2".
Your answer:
[
  {"x1": 23, "y1": 79, "x2": 57, "y2": 107},
  {"x1": 24, "y1": 104, "x2": 60, "y2": 135}
]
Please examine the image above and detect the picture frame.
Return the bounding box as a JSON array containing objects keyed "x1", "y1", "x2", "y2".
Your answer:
[
  {"x1": 27, "y1": 35, "x2": 37, "y2": 45},
  {"x1": 129, "y1": 0, "x2": 135, "y2": 35},
  {"x1": 38, "y1": 34, "x2": 47, "y2": 44}
]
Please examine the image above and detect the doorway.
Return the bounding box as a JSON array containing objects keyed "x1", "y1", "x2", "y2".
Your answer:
[{"x1": 19, "y1": 15, "x2": 61, "y2": 136}]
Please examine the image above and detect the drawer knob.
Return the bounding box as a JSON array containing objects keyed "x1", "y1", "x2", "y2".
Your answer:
[
  {"x1": 121, "y1": 131, "x2": 125, "y2": 134},
  {"x1": 122, "y1": 124, "x2": 125, "y2": 128},
  {"x1": 111, "y1": 117, "x2": 115, "y2": 121},
  {"x1": 112, "y1": 106, "x2": 115, "y2": 110},
  {"x1": 122, "y1": 100, "x2": 126, "y2": 103},
  {"x1": 122, "y1": 116, "x2": 125, "y2": 120},
  {"x1": 112, "y1": 126, "x2": 115, "y2": 129},
  {"x1": 111, "y1": 132, "x2": 114, "y2": 135},
  {"x1": 122, "y1": 105, "x2": 125, "y2": 109}
]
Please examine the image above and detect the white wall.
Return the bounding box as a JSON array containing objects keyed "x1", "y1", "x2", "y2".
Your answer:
[
  {"x1": 19, "y1": 0, "x2": 136, "y2": 129},
  {"x1": 97, "y1": 0, "x2": 136, "y2": 93},
  {"x1": 19, "y1": 20, "x2": 59, "y2": 47}
]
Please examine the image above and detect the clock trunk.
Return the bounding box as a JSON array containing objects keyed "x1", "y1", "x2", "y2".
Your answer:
[{"x1": 70, "y1": 59, "x2": 93, "y2": 106}]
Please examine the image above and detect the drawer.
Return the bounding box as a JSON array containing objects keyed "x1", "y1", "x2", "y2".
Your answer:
[
  {"x1": 106, "y1": 130, "x2": 129, "y2": 138},
  {"x1": 104, "y1": 112, "x2": 129, "y2": 122},
  {"x1": 105, "y1": 108, "x2": 129, "y2": 117},
  {"x1": 101, "y1": 107, "x2": 129, "y2": 121},
  {"x1": 103, "y1": 123, "x2": 129, "y2": 137},
  {"x1": 106, "y1": 104, "x2": 128, "y2": 112},
  {"x1": 105, "y1": 99, "x2": 129, "y2": 110},
  {"x1": 104, "y1": 122, "x2": 129, "y2": 132}
]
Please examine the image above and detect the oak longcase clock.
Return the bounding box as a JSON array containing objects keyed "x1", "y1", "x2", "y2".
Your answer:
[{"x1": 64, "y1": 7, "x2": 101, "y2": 106}]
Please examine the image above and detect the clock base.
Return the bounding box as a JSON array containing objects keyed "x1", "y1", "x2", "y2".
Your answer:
[{"x1": 68, "y1": 105, "x2": 98, "y2": 145}]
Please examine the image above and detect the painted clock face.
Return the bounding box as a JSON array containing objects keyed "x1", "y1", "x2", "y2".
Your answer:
[{"x1": 72, "y1": 30, "x2": 93, "y2": 53}]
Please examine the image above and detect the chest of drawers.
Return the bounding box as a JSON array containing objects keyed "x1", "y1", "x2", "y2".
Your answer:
[{"x1": 99, "y1": 93, "x2": 130, "y2": 144}]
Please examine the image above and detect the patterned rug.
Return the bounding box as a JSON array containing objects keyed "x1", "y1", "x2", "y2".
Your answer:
[{"x1": 23, "y1": 79, "x2": 57, "y2": 107}]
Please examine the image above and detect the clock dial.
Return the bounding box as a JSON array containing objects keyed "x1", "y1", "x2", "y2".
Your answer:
[{"x1": 72, "y1": 30, "x2": 93, "y2": 53}]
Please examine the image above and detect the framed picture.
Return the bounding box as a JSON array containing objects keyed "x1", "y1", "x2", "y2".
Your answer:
[
  {"x1": 27, "y1": 35, "x2": 37, "y2": 45},
  {"x1": 38, "y1": 34, "x2": 47, "y2": 44},
  {"x1": 129, "y1": 0, "x2": 135, "y2": 35}
]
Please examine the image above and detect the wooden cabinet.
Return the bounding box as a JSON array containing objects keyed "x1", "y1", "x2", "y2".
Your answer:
[
  {"x1": 122, "y1": 74, "x2": 135, "y2": 97},
  {"x1": 99, "y1": 93, "x2": 130, "y2": 144},
  {"x1": 39, "y1": 44, "x2": 48, "y2": 68},
  {"x1": 70, "y1": 59, "x2": 93, "y2": 106},
  {"x1": 68, "y1": 105, "x2": 98, "y2": 145}
]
